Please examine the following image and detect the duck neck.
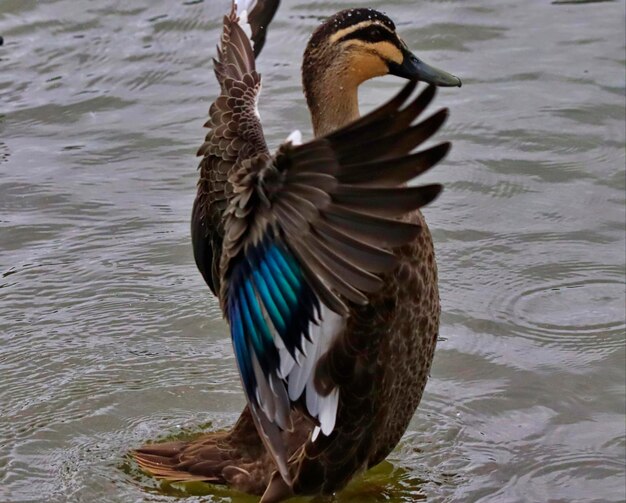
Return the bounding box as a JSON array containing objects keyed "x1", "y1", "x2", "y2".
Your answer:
[{"x1": 303, "y1": 63, "x2": 361, "y2": 138}]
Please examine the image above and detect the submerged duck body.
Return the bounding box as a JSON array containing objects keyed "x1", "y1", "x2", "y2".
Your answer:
[{"x1": 133, "y1": 2, "x2": 460, "y2": 501}]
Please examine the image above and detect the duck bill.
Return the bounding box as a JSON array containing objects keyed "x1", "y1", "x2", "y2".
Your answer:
[{"x1": 389, "y1": 46, "x2": 462, "y2": 87}]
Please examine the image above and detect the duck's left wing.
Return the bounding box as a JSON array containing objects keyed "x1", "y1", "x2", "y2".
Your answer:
[
  {"x1": 235, "y1": 0, "x2": 280, "y2": 57},
  {"x1": 219, "y1": 80, "x2": 450, "y2": 485},
  {"x1": 192, "y1": 2, "x2": 271, "y2": 294}
]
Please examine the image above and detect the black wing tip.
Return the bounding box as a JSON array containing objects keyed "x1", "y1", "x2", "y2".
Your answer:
[
  {"x1": 250, "y1": 0, "x2": 281, "y2": 58},
  {"x1": 421, "y1": 82, "x2": 437, "y2": 99},
  {"x1": 404, "y1": 107, "x2": 450, "y2": 147},
  {"x1": 404, "y1": 82, "x2": 436, "y2": 115},
  {"x1": 402, "y1": 78, "x2": 420, "y2": 96},
  {"x1": 437, "y1": 107, "x2": 450, "y2": 123},
  {"x1": 431, "y1": 141, "x2": 452, "y2": 162},
  {"x1": 419, "y1": 183, "x2": 444, "y2": 207}
]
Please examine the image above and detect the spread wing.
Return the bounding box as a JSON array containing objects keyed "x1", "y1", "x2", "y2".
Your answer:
[
  {"x1": 192, "y1": 2, "x2": 275, "y2": 294},
  {"x1": 219, "y1": 77, "x2": 451, "y2": 483}
]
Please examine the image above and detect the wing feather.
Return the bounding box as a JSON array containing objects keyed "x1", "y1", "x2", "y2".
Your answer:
[
  {"x1": 336, "y1": 142, "x2": 450, "y2": 186},
  {"x1": 332, "y1": 184, "x2": 442, "y2": 216},
  {"x1": 312, "y1": 221, "x2": 397, "y2": 273},
  {"x1": 322, "y1": 204, "x2": 422, "y2": 247},
  {"x1": 289, "y1": 239, "x2": 370, "y2": 305},
  {"x1": 301, "y1": 234, "x2": 383, "y2": 293}
]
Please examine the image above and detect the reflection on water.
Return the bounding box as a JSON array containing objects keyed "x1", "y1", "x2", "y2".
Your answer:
[{"x1": 0, "y1": 0, "x2": 624, "y2": 502}]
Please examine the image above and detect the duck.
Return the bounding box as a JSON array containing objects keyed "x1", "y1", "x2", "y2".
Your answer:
[{"x1": 132, "y1": 1, "x2": 461, "y2": 502}]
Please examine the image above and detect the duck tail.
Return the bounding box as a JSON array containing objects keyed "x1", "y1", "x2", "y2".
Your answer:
[
  {"x1": 130, "y1": 406, "x2": 272, "y2": 494},
  {"x1": 131, "y1": 437, "x2": 225, "y2": 483}
]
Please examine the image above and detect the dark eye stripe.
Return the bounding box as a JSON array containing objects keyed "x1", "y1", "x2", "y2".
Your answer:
[{"x1": 339, "y1": 25, "x2": 399, "y2": 46}]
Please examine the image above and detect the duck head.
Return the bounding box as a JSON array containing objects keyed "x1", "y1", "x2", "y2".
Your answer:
[{"x1": 302, "y1": 8, "x2": 461, "y2": 136}]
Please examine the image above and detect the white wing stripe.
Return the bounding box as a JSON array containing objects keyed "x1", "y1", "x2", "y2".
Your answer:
[
  {"x1": 287, "y1": 336, "x2": 316, "y2": 400},
  {"x1": 284, "y1": 304, "x2": 343, "y2": 436},
  {"x1": 319, "y1": 388, "x2": 339, "y2": 435},
  {"x1": 274, "y1": 332, "x2": 296, "y2": 378}
]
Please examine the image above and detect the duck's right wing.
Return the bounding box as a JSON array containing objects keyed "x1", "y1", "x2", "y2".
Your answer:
[{"x1": 219, "y1": 79, "x2": 451, "y2": 484}]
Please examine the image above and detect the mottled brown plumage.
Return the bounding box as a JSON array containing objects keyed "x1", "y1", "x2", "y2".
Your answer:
[{"x1": 133, "y1": 3, "x2": 460, "y2": 502}]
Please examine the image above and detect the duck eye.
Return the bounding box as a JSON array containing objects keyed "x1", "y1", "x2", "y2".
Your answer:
[{"x1": 369, "y1": 27, "x2": 382, "y2": 38}]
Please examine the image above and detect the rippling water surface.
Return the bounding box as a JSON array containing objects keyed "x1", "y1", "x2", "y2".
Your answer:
[{"x1": 1, "y1": 1, "x2": 624, "y2": 502}]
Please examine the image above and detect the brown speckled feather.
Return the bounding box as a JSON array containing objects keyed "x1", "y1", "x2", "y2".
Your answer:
[{"x1": 191, "y1": 6, "x2": 269, "y2": 295}]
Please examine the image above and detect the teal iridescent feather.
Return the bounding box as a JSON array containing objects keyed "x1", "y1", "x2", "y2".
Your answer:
[{"x1": 227, "y1": 239, "x2": 320, "y2": 403}]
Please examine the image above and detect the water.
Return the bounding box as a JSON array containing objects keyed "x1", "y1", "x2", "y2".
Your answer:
[{"x1": 1, "y1": 1, "x2": 624, "y2": 502}]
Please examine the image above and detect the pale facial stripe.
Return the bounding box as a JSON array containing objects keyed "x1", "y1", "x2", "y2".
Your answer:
[
  {"x1": 342, "y1": 39, "x2": 404, "y2": 65},
  {"x1": 328, "y1": 20, "x2": 395, "y2": 44}
]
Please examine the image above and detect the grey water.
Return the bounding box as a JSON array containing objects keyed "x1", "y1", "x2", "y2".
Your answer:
[{"x1": 1, "y1": 0, "x2": 624, "y2": 502}]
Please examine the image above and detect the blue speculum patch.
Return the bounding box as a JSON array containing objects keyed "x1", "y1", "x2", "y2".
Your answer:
[{"x1": 227, "y1": 238, "x2": 320, "y2": 400}]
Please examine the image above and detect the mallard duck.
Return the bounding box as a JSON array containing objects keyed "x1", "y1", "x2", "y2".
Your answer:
[{"x1": 133, "y1": 1, "x2": 461, "y2": 501}]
